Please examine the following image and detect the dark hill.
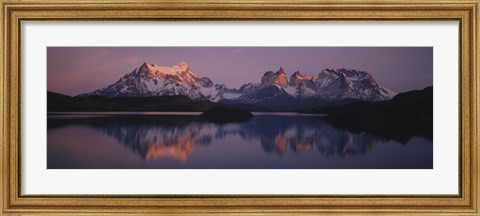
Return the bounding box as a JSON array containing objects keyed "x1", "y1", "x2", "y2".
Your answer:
[
  {"x1": 323, "y1": 86, "x2": 433, "y2": 141},
  {"x1": 47, "y1": 91, "x2": 216, "y2": 112}
]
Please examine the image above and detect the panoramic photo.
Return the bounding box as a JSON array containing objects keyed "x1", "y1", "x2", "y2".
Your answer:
[{"x1": 47, "y1": 47, "x2": 433, "y2": 169}]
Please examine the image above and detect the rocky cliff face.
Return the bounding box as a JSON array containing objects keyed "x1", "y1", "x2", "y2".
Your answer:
[{"x1": 82, "y1": 62, "x2": 396, "y2": 110}]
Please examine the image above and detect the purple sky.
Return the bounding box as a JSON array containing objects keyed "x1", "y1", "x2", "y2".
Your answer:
[{"x1": 47, "y1": 47, "x2": 432, "y2": 96}]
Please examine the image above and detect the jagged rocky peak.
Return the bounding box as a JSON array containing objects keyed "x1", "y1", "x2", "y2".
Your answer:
[
  {"x1": 319, "y1": 68, "x2": 376, "y2": 82},
  {"x1": 177, "y1": 61, "x2": 189, "y2": 70},
  {"x1": 304, "y1": 73, "x2": 311, "y2": 80},
  {"x1": 199, "y1": 77, "x2": 214, "y2": 87},
  {"x1": 261, "y1": 71, "x2": 275, "y2": 85},
  {"x1": 261, "y1": 67, "x2": 289, "y2": 88},
  {"x1": 137, "y1": 62, "x2": 160, "y2": 80},
  {"x1": 138, "y1": 61, "x2": 179, "y2": 73},
  {"x1": 289, "y1": 71, "x2": 304, "y2": 86},
  {"x1": 289, "y1": 71, "x2": 316, "y2": 87},
  {"x1": 138, "y1": 62, "x2": 153, "y2": 72},
  {"x1": 274, "y1": 67, "x2": 289, "y2": 87},
  {"x1": 319, "y1": 67, "x2": 333, "y2": 74},
  {"x1": 139, "y1": 62, "x2": 149, "y2": 69},
  {"x1": 318, "y1": 68, "x2": 348, "y2": 79},
  {"x1": 314, "y1": 67, "x2": 397, "y2": 101},
  {"x1": 175, "y1": 62, "x2": 196, "y2": 80},
  {"x1": 136, "y1": 61, "x2": 199, "y2": 84}
]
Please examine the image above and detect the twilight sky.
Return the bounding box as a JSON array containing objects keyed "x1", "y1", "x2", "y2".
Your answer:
[{"x1": 47, "y1": 47, "x2": 432, "y2": 96}]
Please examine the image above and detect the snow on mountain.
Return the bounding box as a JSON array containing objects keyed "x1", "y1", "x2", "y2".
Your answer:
[
  {"x1": 81, "y1": 62, "x2": 396, "y2": 110},
  {"x1": 81, "y1": 62, "x2": 240, "y2": 102},
  {"x1": 314, "y1": 68, "x2": 396, "y2": 101},
  {"x1": 226, "y1": 67, "x2": 396, "y2": 108}
]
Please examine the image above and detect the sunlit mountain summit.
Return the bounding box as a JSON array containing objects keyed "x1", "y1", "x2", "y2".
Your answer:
[{"x1": 81, "y1": 61, "x2": 396, "y2": 110}]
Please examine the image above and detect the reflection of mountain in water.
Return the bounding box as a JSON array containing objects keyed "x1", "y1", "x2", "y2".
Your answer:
[
  {"x1": 100, "y1": 123, "x2": 212, "y2": 162},
  {"x1": 47, "y1": 114, "x2": 429, "y2": 162}
]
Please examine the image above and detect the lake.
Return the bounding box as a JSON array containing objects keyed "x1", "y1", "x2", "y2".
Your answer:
[{"x1": 47, "y1": 112, "x2": 433, "y2": 169}]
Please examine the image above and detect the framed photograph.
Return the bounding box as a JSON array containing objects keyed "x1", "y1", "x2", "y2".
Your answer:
[{"x1": 1, "y1": 0, "x2": 478, "y2": 215}]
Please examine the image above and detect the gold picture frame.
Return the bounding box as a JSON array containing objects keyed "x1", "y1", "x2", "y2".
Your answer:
[{"x1": 1, "y1": 0, "x2": 478, "y2": 215}]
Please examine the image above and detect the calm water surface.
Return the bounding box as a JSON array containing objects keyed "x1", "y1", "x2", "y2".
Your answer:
[{"x1": 47, "y1": 113, "x2": 433, "y2": 169}]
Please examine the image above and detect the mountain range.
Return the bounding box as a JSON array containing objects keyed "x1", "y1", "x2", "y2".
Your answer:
[{"x1": 79, "y1": 61, "x2": 396, "y2": 110}]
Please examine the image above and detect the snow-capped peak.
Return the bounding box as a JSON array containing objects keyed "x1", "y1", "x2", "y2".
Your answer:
[
  {"x1": 82, "y1": 61, "x2": 241, "y2": 102},
  {"x1": 314, "y1": 68, "x2": 396, "y2": 101},
  {"x1": 177, "y1": 61, "x2": 189, "y2": 70},
  {"x1": 81, "y1": 63, "x2": 397, "y2": 110},
  {"x1": 129, "y1": 61, "x2": 203, "y2": 87}
]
